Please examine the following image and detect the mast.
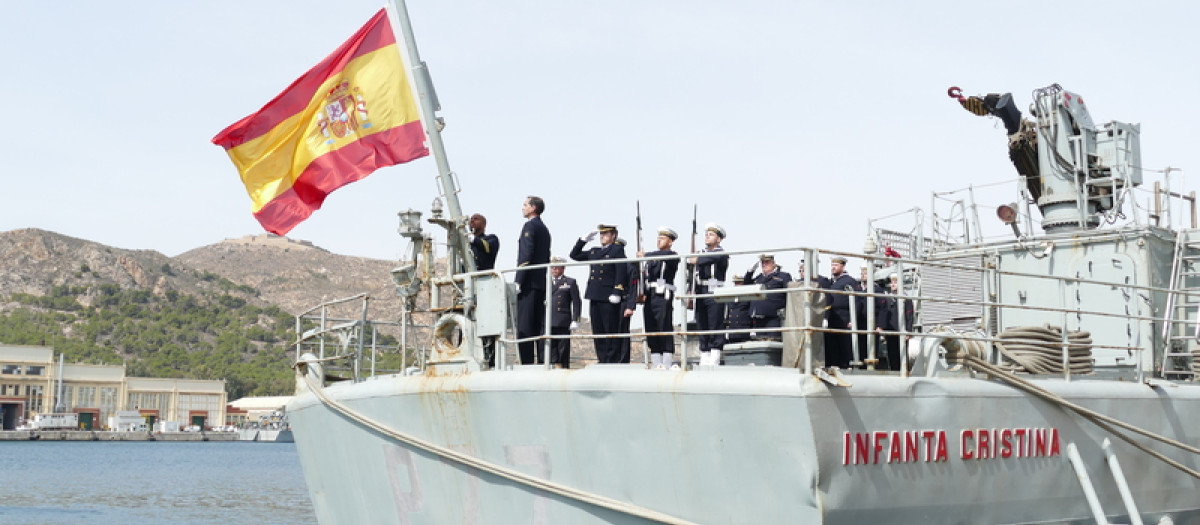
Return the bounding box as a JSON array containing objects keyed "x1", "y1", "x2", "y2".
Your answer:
[{"x1": 388, "y1": 0, "x2": 475, "y2": 275}]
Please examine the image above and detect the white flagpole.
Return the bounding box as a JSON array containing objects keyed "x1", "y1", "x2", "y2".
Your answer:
[{"x1": 387, "y1": 0, "x2": 475, "y2": 273}]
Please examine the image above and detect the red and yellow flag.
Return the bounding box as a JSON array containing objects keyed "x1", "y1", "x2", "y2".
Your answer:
[{"x1": 212, "y1": 8, "x2": 428, "y2": 235}]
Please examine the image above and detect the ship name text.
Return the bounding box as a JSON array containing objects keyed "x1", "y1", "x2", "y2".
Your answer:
[{"x1": 841, "y1": 427, "x2": 1061, "y2": 466}]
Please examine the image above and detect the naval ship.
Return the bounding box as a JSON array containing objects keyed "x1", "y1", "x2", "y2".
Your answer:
[{"x1": 286, "y1": 5, "x2": 1200, "y2": 525}]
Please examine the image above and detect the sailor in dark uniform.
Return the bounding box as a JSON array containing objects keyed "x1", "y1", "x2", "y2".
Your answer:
[
  {"x1": 856, "y1": 266, "x2": 888, "y2": 368},
  {"x1": 724, "y1": 274, "x2": 753, "y2": 345},
  {"x1": 468, "y1": 213, "x2": 500, "y2": 367},
  {"x1": 689, "y1": 223, "x2": 729, "y2": 366},
  {"x1": 796, "y1": 260, "x2": 832, "y2": 288},
  {"x1": 823, "y1": 256, "x2": 859, "y2": 368},
  {"x1": 616, "y1": 237, "x2": 636, "y2": 364},
  {"x1": 468, "y1": 213, "x2": 499, "y2": 271},
  {"x1": 743, "y1": 254, "x2": 793, "y2": 340},
  {"x1": 549, "y1": 257, "x2": 582, "y2": 368},
  {"x1": 878, "y1": 273, "x2": 915, "y2": 371},
  {"x1": 641, "y1": 227, "x2": 680, "y2": 368},
  {"x1": 516, "y1": 196, "x2": 551, "y2": 365},
  {"x1": 570, "y1": 223, "x2": 629, "y2": 364}
]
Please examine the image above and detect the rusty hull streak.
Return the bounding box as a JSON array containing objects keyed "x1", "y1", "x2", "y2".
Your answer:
[{"x1": 414, "y1": 371, "x2": 473, "y2": 446}]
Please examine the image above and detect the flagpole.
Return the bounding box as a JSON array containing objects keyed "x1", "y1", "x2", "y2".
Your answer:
[{"x1": 387, "y1": 0, "x2": 476, "y2": 274}]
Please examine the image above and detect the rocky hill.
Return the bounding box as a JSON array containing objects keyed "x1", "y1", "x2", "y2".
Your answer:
[
  {"x1": 0, "y1": 229, "x2": 401, "y2": 320},
  {"x1": 0, "y1": 228, "x2": 211, "y2": 305},
  {"x1": 174, "y1": 233, "x2": 402, "y2": 322},
  {"x1": 0, "y1": 228, "x2": 407, "y2": 397}
]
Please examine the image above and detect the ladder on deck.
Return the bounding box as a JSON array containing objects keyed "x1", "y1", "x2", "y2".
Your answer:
[{"x1": 1160, "y1": 231, "x2": 1200, "y2": 379}]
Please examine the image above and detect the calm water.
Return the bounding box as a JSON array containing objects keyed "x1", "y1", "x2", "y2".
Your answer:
[{"x1": 0, "y1": 441, "x2": 317, "y2": 525}]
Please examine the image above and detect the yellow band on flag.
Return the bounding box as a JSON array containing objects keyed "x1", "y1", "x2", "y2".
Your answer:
[{"x1": 212, "y1": 8, "x2": 428, "y2": 235}]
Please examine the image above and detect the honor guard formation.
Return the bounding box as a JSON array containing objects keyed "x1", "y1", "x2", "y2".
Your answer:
[{"x1": 480, "y1": 196, "x2": 912, "y2": 370}]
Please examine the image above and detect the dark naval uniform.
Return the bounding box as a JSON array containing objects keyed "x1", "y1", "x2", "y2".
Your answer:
[
  {"x1": 550, "y1": 272, "x2": 581, "y2": 368},
  {"x1": 823, "y1": 272, "x2": 859, "y2": 368},
  {"x1": 746, "y1": 267, "x2": 793, "y2": 340},
  {"x1": 642, "y1": 248, "x2": 679, "y2": 356},
  {"x1": 880, "y1": 287, "x2": 915, "y2": 371},
  {"x1": 470, "y1": 232, "x2": 500, "y2": 366},
  {"x1": 724, "y1": 280, "x2": 752, "y2": 345},
  {"x1": 856, "y1": 278, "x2": 888, "y2": 367},
  {"x1": 516, "y1": 216, "x2": 551, "y2": 364},
  {"x1": 692, "y1": 247, "x2": 729, "y2": 355},
  {"x1": 570, "y1": 234, "x2": 629, "y2": 364},
  {"x1": 616, "y1": 240, "x2": 636, "y2": 363},
  {"x1": 471, "y1": 233, "x2": 500, "y2": 271}
]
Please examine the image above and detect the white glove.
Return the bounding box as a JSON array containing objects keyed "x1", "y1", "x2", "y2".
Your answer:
[
  {"x1": 581, "y1": 230, "x2": 598, "y2": 243},
  {"x1": 747, "y1": 261, "x2": 760, "y2": 274},
  {"x1": 513, "y1": 283, "x2": 522, "y2": 294},
  {"x1": 569, "y1": 321, "x2": 579, "y2": 331},
  {"x1": 608, "y1": 294, "x2": 621, "y2": 304},
  {"x1": 467, "y1": 233, "x2": 476, "y2": 243}
]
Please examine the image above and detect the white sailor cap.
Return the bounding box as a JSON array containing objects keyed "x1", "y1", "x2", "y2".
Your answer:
[
  {"x1": 551, "y1": 256, "x2": 567, "y2": 264},
  {"x1": 657, "y1": 226, "x2": 678, "y2": 240},
  {"x1": 705, "y1": 222, "x2": 726, "y2": 239}
]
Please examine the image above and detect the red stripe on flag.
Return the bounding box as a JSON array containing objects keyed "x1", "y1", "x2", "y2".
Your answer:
[
  {"x1": 212, "y1": 8, "x2": 397, "y2": 150},
  {"x1": 251, "y1": 120, "x2": 427, "y2": 235}
]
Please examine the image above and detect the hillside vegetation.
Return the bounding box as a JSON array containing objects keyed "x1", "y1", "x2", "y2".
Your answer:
[{"x1": 0, "y1": 229, "x2": 404, "y2": 400}]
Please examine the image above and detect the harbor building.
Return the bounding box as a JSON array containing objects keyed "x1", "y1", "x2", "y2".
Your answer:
[
  {"x1": 0, "y1": 344, "x2": 226, "y2": 430},
  {"x1": 225, "y1": 395, "x2": 292, "y2": 427}
]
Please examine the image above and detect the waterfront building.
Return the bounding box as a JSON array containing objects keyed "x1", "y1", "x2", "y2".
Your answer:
[
  {"x1": 225, "y1": 396, "x2": 292, "y2": 428},
  {"x1": 0, "y1": 345, "x2": 226, "y2": 430}
]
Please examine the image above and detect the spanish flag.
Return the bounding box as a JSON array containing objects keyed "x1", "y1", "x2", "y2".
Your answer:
[{"x1": 212, "y1": 8, "x2": 428, "y2": 235}]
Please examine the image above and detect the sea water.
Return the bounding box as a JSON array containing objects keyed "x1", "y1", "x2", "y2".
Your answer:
[{"x1": 0, "y1": 441, "x2": 317, "y2": 525}]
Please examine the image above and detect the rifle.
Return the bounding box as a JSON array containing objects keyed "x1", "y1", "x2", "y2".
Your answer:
[
  {"x1": 635, "y1": 200, "x2": 646, "y2": 304},
  {"x1": 686, "y1": 204, "x2": 697, "y2": 310},
  {"x1": 690, "y1": 204, "x2": 697, "y2": 254}
]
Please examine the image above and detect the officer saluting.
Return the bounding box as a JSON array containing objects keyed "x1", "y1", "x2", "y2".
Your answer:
[
  {"x1": 468, "y1": 213, "x2": 501, "y2": 367},
  {"x1": 570, "y1": 223, "x2": 629, "y2": 363},
  {"x1": 743, "y1": 254, "x2": 793, "y2": 340},
  {"x1": 641, "y1": 227, "x2": 680, "y2": 369}
]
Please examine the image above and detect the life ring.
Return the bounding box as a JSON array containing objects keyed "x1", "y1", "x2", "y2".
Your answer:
[{"x1": 431, "y1": 313, "x2": 475, "y2": 363}]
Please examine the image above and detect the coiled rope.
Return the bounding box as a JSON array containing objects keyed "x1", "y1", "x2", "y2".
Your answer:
[
  {"x1": 960, "y1": 353, "x2": 1200, "y2": 480},
  {"x1": 995, "y1": 325, "x2": 1093, "y2": 375},
  {"x1": 293, "y1": 364, "x2": 698, "y2": 525}
]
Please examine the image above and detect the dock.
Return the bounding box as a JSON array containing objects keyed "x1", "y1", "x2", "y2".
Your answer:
[{"x1": 0, "y1": 430, "x2": 238, "y2": 442}]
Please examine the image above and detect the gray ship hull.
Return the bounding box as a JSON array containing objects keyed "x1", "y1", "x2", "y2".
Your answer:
[{"x1": 288, "y1": 365, "x2": 1200, "y2": 524}]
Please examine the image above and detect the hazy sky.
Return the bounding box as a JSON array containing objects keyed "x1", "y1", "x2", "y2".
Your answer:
[{"x1": 4, "y1": 1, "x2": 1198, "y2": 283}]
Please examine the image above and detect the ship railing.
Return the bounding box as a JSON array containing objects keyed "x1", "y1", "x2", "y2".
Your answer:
[
  {"x1": 410, "y1": 243, "x2": 1197, "y2": 385},
  {"x1": 293, "y1": 293, "x2": 404, "y2": 381},
  {"x1": 903, "y1": 168, "x2": 1197, "y2": 256},
  {"x1": 452, "y1": 246, "x2": 903, "y2": 372},
  {"x1": 855, "y1": 252, "x2": 1196, "y2": 382}
]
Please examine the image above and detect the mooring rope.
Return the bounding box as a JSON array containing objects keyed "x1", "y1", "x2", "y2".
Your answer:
[
  {"x1": 994, "y1": 325, "x2": 1094, "y2": 375},
  {"x1": 961, "y1": 353, "x2": 1200, "y2": 480},
  {"x1": 294, "y1": 364, "x2": 698, "y2": 525}
]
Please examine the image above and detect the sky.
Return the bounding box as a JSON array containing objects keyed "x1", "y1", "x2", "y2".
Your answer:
[{"x1": 4, "y1": 0, "x2": 1200, "y2": 285}]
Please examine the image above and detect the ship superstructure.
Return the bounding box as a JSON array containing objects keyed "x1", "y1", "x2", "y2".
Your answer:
[{"x1": 285, "y1": 4, "x2": 1200, "y2": 524}]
